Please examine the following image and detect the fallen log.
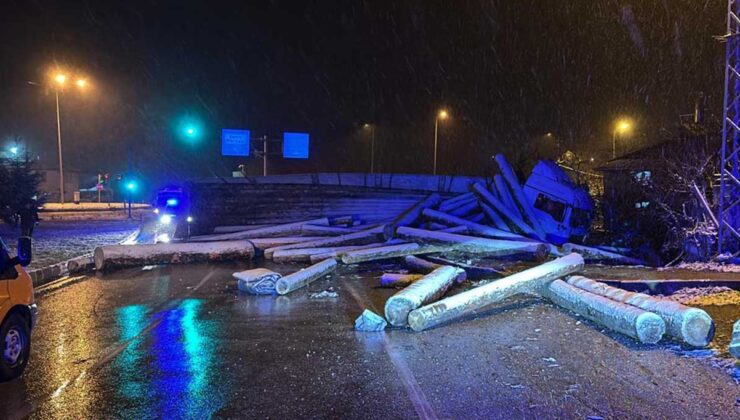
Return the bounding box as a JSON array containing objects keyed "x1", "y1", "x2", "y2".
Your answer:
[
  {"x1": 249, "y1": 237, "x2": 324, "y2": 254},
  {"x1": 468, "y1": 213, "x2": 485, "y2": 224},
  {"x1": 385, "y1": 266, "x2": 464, "y2": 326},
  {"x1": 730, "y1": 320, "x2": 740, "y2": 359},
  {"x1": 543, "y1": 279, "x2": 666, "y2": 344},
  {"x1": 422, "y1": 208, "x2": 524, "y2": 240},
  {"x1": 213, "y1": 224, "x2": 271, "y2": 233},
  {"x1": 438, "y1": 192, "x2": 475, "y2": 212},
  {"x1": 407, "y1": 253, "x2": 584, "y2": 331},
  {"x1": 94, "y1": 241, "x2": 255, "y2": 271},
  {"x1": 493, "y1": 174, "x2": 520, "y2": 216},
  {"x1": 341, "y1": 243, "x2": 444, "y2": 264},
  {"x1": 424, "y1": 255, "x2": 504, "y2": 279},
  {"x1": 273, "y1": 244, "x2": 376, "y2": 263},
  {"x1": 562, "y1": 243, "x2": 644, "y2": 266},
  {"x1": 395, "y1": 226, "x2": 549, "y2": 260},
  {"x1": 470, "y1": 183, "x2": 539, "y2": 239},
  {"x1": 494, "y1": 154, "x2": 548, "y2": 240},
  {"x1": 264, "y1": 225, "x2": 386, "y2": 259},
  {"x1": 565, "y1": 276, "x2": 714, "y2": 347},
  {"x1": 380, "y1": 273, "x2": 425, "y2": 288},
  {"x1": 275, "y1": 258, "x2": 338, "y2": 295},
  {"x1": 447, "y1": 198, "x2": 478, "y2": 217},
  {"x1": 308, "y1": 241, "x2": 400, "y2": 263},
  {"x1": 403, "y1": 256, "x2": 466, "y2": 283},
  {"x1": 189, "y1": 218, "x2": 330, "y2": 242},
  {"x1": 480, "y1": 202, "x2": 510, "y2": 231},
  {"x1": 383, "y1": 193, "x2": 442, "y2": 239},
  {"x1": 300, "y1": 224, "x2": 364, "y2": 236}
]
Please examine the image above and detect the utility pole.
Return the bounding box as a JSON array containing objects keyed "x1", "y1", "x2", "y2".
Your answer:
[{"x1": 55, "y1": 90, "x2": 65, "y2": 203}]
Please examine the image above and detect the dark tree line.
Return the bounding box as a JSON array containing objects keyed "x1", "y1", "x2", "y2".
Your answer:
[{"x1": 0, "y1": 156, "x2": 43, "y2": 226}]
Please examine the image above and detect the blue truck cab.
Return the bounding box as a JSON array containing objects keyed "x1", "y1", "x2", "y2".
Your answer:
[{"x1": 522, "y1": 160, "x2": 594, "y2": 245}]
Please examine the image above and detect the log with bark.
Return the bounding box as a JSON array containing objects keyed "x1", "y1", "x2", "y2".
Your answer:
[
  {"x1": 447, "y1": 198, "x2": 479, "y2": 217},
  {"x1": 424, "y1": 255, "x2": 504, "y2": 279},
  {"x1": 308, "y1": 241, "x2": 401, "y2": 263},
  {"x1": 730, "y1": 320, "x2": 740, "y2": 359},
  {"x1": 407, "y1": 253, "x2": 584, "y2": 331},
  {"x1": 300, "y1": 224, "x2": 363, "y2": 236},
  {"x1": 189, "y1": 218, "x2": 330, "y2": 242},
  {"x1": 275, "y1": 258, "x2": 338, "y2": 295},
  {"x1": 380, "y1": 273, "x2": 425, "y2": 288},
  {"x1": 94, "y1": 241, "x2": 255, "y2": 271},
  {"x1": 493, "y1": 174, "x2": 520, "y2": 216},
  {"x1": 565, "y1": 276, "x2": 713, "y2": 347},
  {"x1": 470, "y1": 183, "x2": 539, "y2": 239},
  {"x1": 263, "y1": 225, "x2": 386, "y2": 259},
  {"x1": 562, "y1": 243, "x2": 644, "y2": 266},
  {"x1": 341, "y1": 243, "x2": 445, "y2": 264},
  {"x1": 395, "y1": 226, "x2": 549, "y2": 260},
  {"x1": 543, "y1": 279, "x2": 666, "y2": 344},
  {"x1": 272, "y1": 244, "x2": 377, "y2": 263},
  {"x1": 248, "y1": 237, "x2": 324, "y2": 254},
  {"x1": 422, "y1": 208, "x2": 524, "y2": 241},
  {"x1": 385, "y1": 266, "x2": 464, "y2": 326},
  {"x1": 403, "y1": 256, "x2": 466, "y2": 283},
  {"x1": 383, "y1": 193, "x2": 442, "y2": 239},
  {"x1": 494, "y1": 154, "x2": 548, "y2": 240},
  {"x1": 438, "y1": 192, "x2": 475, "y2": 212}
]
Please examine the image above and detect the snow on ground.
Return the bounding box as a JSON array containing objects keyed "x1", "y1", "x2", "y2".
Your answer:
[
  {"x1": 0, "y1": 220, "x2": 140, "y2": 269},
  {"x1": 662, "y1": 261, "x2": 740, "y2": 273}
]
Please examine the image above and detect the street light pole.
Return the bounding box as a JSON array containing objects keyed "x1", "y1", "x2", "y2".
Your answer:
[
  {"x1": 55, "y1": 89, "x2": 65, "y2": 204},
  {"x1": 612, "y1": 128, "x2": 616, "y2": 159},
  {"x1": 433, "y1": 116, "x2": 439, "y2": 175},
  {"x1": 370, "y1": 125, "x2": 376, "y2": 174}
]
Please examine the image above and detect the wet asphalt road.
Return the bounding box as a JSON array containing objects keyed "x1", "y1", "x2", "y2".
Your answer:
[{"x1": 1, "y1": 261, "x2": 739, "y2": 419}]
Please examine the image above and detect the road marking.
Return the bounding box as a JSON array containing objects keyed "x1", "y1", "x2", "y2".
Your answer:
[{"x1": 343, "y1": 280, "x2": 438, "y2": 420}]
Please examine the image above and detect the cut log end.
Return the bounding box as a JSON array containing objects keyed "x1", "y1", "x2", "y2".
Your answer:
[
  {"x1": 93, "y1": 247, "x2": 105, "y2": 270},
  {"x1": 681, "y1": 308, "x2": 715, "y2": 348},
  {"x1": 384, "y1": 297, "x2": 417, "y2": 327},
  {"x1": 275, "y1": 279, "x2": 290, "y2": 295},
  {"x1": 635, "y1": 312, "x2": 667, "y2": 345}
]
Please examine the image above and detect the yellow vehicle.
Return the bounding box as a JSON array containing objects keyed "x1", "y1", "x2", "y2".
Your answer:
[{"x1": 0, "y1": 236, "x2": 36, "y2": 381}]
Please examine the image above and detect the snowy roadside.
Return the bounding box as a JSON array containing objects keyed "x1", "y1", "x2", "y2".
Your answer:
[{"x1": 0, "y1": 220, "x2": 140, "y2": 270}]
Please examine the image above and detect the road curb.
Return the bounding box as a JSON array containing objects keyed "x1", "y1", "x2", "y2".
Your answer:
[{"x1": 27, "y1": 227, "x2": 141, "y2": 287}]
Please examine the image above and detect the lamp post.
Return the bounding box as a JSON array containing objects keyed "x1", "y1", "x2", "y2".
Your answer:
[
  {"x1": 363, "y1": 123, "x2": 376, "y2": 173},
  {"x1": 612, "y1": 118, "x2": 632, "y2": 159},
  {"x1": 51, "y1": 72, "x2": 88, "y2": 203},
  {"x1": 433, "y1": 109, "x2": 449, "y2": 175}
]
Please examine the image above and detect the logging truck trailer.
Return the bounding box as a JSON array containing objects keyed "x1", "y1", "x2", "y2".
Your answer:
[
  {"x1": 0, "y1": 235, "x2": 36, "y2": 381},
  {"x1": 523, "y1": 160, "x2": 594, "y2": 245}
]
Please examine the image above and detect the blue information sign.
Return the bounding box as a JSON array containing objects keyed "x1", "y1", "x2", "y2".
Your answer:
[
  {"x1": 283, "y1": 132, "x2": 309, "y2": 159},
  {"x1": 221, "y1": 129, "x2": 251, "y2": 156}
]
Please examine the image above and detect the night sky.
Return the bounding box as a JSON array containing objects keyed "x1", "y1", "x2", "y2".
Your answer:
[{"x1": 0, "y1": 1, "x2": 726, "y2": 190}]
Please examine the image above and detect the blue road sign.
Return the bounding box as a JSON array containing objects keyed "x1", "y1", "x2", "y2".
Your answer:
[
  {"x1": 283, "y1": 132, "x2": 309, "y2": 159},
  {"x1": 221, "y1": 129, "x2": 251, "y2": 156}
]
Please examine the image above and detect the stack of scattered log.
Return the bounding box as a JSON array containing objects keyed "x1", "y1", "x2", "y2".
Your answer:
[{"x1": 91, "y1": 156, "x2": 711, "y2": 347}]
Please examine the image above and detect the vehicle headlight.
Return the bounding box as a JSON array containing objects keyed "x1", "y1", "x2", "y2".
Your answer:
[{"x1": 160, "y1": 214, "x2": 173, "y2": 225}]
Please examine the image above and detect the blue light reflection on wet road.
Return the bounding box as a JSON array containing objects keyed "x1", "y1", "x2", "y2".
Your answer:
[{"x1": 115, "y1": 298, "x2": 225, "y2": 418}]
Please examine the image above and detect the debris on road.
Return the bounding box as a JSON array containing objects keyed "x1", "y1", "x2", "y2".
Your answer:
[
  {"x1": 730, "y1": 320, "x2": 740, "y2": 359},
  {"x1": 275, "y1": 258, "x2": 338, "y2": 295},
  {"x1": 310, "y1": 288, "x2": 339, "y2": 299},
  {"x1": 234, "y1": 268, "x2": 282, "y2": 295},
  {"x1": 354, "y1": 309, "x2": 387, "y2": 332}
]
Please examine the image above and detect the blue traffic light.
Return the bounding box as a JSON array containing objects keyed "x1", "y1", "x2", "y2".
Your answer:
[{"x1": 126, "y1": 181, "x2": 137, "y2": 191}]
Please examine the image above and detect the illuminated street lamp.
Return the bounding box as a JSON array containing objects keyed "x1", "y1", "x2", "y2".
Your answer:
[
  {"x1": 433, "y1": 109, "x2": 449, "y2": 175},
  {"x1": 51, "y1": 70, "x2": 90, "y2": 203},
  {"x1": 612, "y1": 118, "x2": 632, "y2": 159},
  {"x1": 363, "y1": 123, "x2": 376, "y2": 173}
]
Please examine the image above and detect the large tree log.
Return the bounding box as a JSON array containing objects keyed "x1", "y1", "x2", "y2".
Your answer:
[
  {"x1": 341, "y1": 243, "x2": 446, "y2": 264},
  {"x1": 380, "y1": 273, "x2": 425, "y2": 288},
  {"x1": 424, "y1": 255, "x2": 504, "y2": 279},
  {"x1": 543, "y1": 279, "x2": 666, "y2": 344},
  {"x1": 249, "y1": 237, "x2": 324, "y2": 254},
  {"x1": 565, "y1": 276, "x2": 714, "y2": 347},
  {"x1": 308, "y1": 241, "x2": 401, "y2": 263},
  {"x1": 422, "y1": 208, "x2": 524, "y2": 240},
  {"x1": 189, "y1": 218, "x2": 330, "y2": 242},
  {"x1": 562, "y1": 243, "x2": 644, "y2": 266},
  {"x1": 300, "y1": 224, "x2": 365, "y2": 236},
  {"x1": 493, "y1": 174, "x2": 520, "y2": 216},
  {"x1": 407, "y1": 253, "x2": 584, "y2": 331},
  {"x1": 494, "y1": 154, "x2": 548, "y2": 239},
  {"x1": 275, "y1": 258, "x2": 338, "y2": 295},
  {"x1": 480, "y1": 202, "x2": 509, "y2": 231},
  {"x1": 385, "y1": 266, "x2": 464, "y2": 326},
  {"x1": 438, "y1": 192, "x2": 475, "y2": 212},
  {"x1": 403, "y1": 256, "x2": 466, "y2": 282},
  {"x1": 94, "y1": 241, "x2": 255, "y2": 271},
  {"x1": 470, "y1": 183, "x2": 539, "y2": 239},
  {"x1": 446, "y1": 197, "x2": 478, "y2": 217},
  {"x1": 395, "y1": 226, "x2": 549, "y2": 260},
  {"x1": 272, "y1": 244, "x2": 376, "y2": 263},
  {"x1": 264, "y1": 225, "x2": 386, "y2": 259},
  {"x1": 213, "y1": 224, "x2": 271, "y2": 233},
  {"x1": 383, "y1": 193, "x2": 442, "y2": 239}
]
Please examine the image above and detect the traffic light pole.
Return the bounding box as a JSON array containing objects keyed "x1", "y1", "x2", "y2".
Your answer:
[{"x1": 253, "y1": 136, "x2": 282, "y2": 177}]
